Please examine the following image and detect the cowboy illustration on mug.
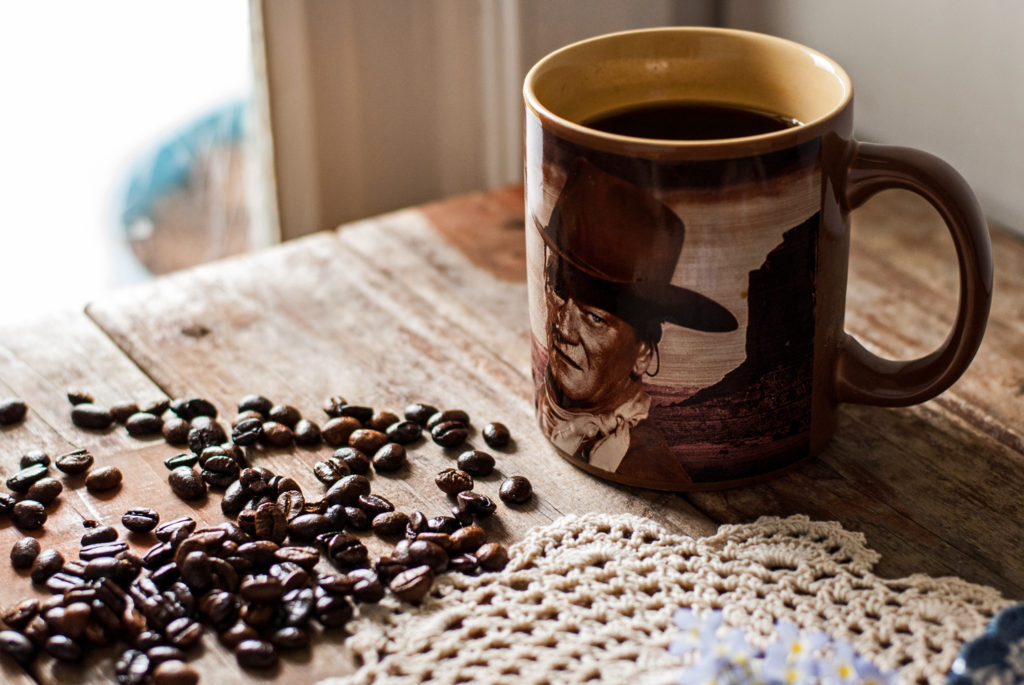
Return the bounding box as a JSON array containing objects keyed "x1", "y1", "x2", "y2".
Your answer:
[{"x1": 536, "y1": 158, "x2": 738, "y2": 474}]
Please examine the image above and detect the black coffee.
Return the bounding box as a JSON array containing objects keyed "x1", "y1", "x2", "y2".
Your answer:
[{"x1": 584, "y1": 101, "x2": 801, "y2": 140}]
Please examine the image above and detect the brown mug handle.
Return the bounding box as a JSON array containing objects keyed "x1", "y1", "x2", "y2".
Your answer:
[{"x1": 835, "y1": 142, "x2": 994, "y2": 406}]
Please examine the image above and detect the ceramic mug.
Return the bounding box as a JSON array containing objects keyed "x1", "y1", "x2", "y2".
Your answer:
[{"x1": 523, "y1": 27, "x2": 992, "y2": 491}]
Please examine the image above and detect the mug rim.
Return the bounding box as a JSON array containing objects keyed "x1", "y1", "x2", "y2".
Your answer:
[{"x1": 523, "y1": 26, "x2": 854, "y2": 160}]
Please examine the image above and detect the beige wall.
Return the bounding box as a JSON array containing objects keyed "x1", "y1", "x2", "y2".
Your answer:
[{"x1": 723, "y1": 0, "x2": 1024, "y2": 234}]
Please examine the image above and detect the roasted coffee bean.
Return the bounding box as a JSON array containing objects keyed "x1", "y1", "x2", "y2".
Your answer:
[
  {"x1": 2, "y1": 598, "x2": 39, "y2": 631},
  {"x1": 165, "y1": 617, "x2": 203, "y2": 649},
  {"x1": 7, "y1": 463, "x2": 49, "y2": 493},
  {"x1": 261, "y1": 421, "x2": 294, "y2": 447},
  {"x1": 162, "y1": 417, "x2": 190, "y2": 446},
  {"x1": 234, "y1": 410, "x2": 264, "y2": 426},
  {"x1": 125, "y1": 411, "x2": 163, "y2": 436},
  {"x1": 325, "y1": 474, "x2": 371, "y2": 507},
  {"x1": 238, "y1": 467, "x2": 271, "y2": 494},
  {"x1": 406, "y1": 511, "x2": 429, "y2": 537},
  {"x1": 12, "y1": 500, "x2": 46, "y2": 530},
  {"x1": 316, "y1": 573, "x2": 353, "y2": 596},
  {"x1": 336, "y1": 405, "x2": 373, "y2": 423},
  {"x1": 476, "y1": 542, "x2": 510, "y2": 571},
  {"x1": 70, "y1": 403, "x2": 113, "y2": 430},
  {"x1": 19, "y1": 449, "x2": 50, "y2": 469},
  {"x1": 152, "y1": 659, "x2": 200, "y2": 685},
  {"x1": 0, "y1": 629, "x2": 34, "y2": 664},
  {"x1": 499, "y1": 475, "x2": 533, "y2": 504},
  {"x1": 271, "y1": 562, "x2": 310, "y2": 591},
  {"x1": 237, "y1": 540, "x2": 280, "y2": 569},
  {"x1": 269, "y1": 476, "x2": 300, "y2": 497},
  {"x1": 321, "y1": 395, "x2": 347, "y2": 418},
  {"x1": 456, "y1": 449, "x2": 495, "y2": 477},
  {"x1": 312, "y1": 458, "x2": 349, "y2": 485},
  {"x1": 155, "y1": 516, "x2": 197, "y2": 542},
  {"x1": 315, "y1": 593, "x2": 354, "y2": 628},
  {"x1": 293, "y1": 419, "x2": 321, "y2": 446},
  {"x1": 326, "y1": 533, "x2": 367, "y2": 567},
  {"x1": 235, "y1": 638, "x2": 277, "y2": 669},
  {"x1": 139, "y1": 398, "x2": 170, "y2": 416},
  {"x1": 449, "y1": 525, "x2": 487, "y2": 554},
  {"x1": 427, "y1": 409, "x2": 470, "y2": 430},
  {"x1": 231, "y1": 416, "x2": 264, "y2": 446},
  {"x1": 372, "y1": 511, "x2": 409, "y2": 537},
  {"x1": 122, "y1": 507, "x2": 160, "y2": 534},
  {"x1": 344, "y1": 506, "x2": 370, "y2": 531},
  {"x1": 172, "y1": 397, "x2": 218, "y2": 421},
  {"x1": 188, "y1": 416, "x2": 227, "y2": 454},
  {"x1": 0, "y1": 398, "x2": 28, "y2": 425},
  {"x1": 287, "y1": 514, "x2": 334, "y2": 543},
  {"x1": 163, "y1": 452, "x2": 199, "y2": 471},
  {"x1": 202, "y1": 456, "x2": 240, "y2": 489},
  {"x1": 147, "y1": 644, "x2": 186, "y2": 667},
  {"x1": 239, "y1": 603, "x2": 273, "y2": 631},
  {"x1": 198, "y1": 589, "x2": 238, "y2": 627},
  {"x1": 456, "y1": 491, "x2": 497, "y2": 518},
  {"x1": 254, "y1": 502, "x2": 288, "y2": 543},
  {"x1": 350, "y1": 570, "x2": 386, "y2": 603},
  {"x1": 321, "y1": 416, "x2": 361, "y2": 447},
  {"x1": 324, "y1": 504, "x2": 348, "y2": 530},
  {"x1": 482, "y1": 421, "x2": 512, "y2": 448},
  {"x1": 430, "y1": 420, "x2": 468, "y2": 448},
  {"x1": 66, "y1": 390, "x2": 94, "y2": 406},
  {"x1": 58, "y1": 601, "x2": 91, "y2": 639},
  {"x1": 385, "y1": 420, "x2": 422, "y2": 445},
  {"x1": 435, "y1": 468, "x2": 474, "y2": 495},
  {"x1": 333, "y1": 447, "x2": 371, "y2": 474},
  {"x1": 449, "y1": 554, "x2": 479, "y2": 575},
  {"x1": 403, "y1": 402, "x2": 439, "y2": 426},
  {"x1": 267, "y1": 404, "x2": 301, "y2": 428},
  {"x1": 406, "y1": 539, "x2": 448, "y2": 573},
  {"x1": 276, "y1": 489, "x2": 306, "y2": 521},
  {"x1": 426, "y1": 515, "x2": 461, "y2": 534},
  {"x1": 25, "y1": 477, "x2": 62, "y2": 505},
  {"x1": 238, "y1": 394, "x2": 273, "y2": 416},
  {"x1": 80, "y1": 541, "x2": 129, "y2": 560},
  {"x1": 219, "y1": 620, "x2": 259, "y2": 649},
  {"x1": 371, "y1": 443, "x2": 407, "y2": 473},
  {"x1": 168, "y1": 467, "x2": 207, "y2": 500},
  {"x1": 357, "y1": 493, "x2": 394, "y2": 517},
  {"x1": 240, "y1": 574, "x2": 285, "y2": 603},
  {"x1": 10, "y1": 537, "x2": 41, "y2": 569},
  {"x1": 81, "y1": 525, "x2": 119, "y2": 546},
  {"x1": 45, "y1": 572, "x2": 82, "y2": 593},
  {"x1": 180, "y1": 550, "x2": 214, "y2": 590},
  {"x1": 416, "y1": 531, "x2": 453, "y2": 553},
  {"x1": 221, "y1": 481, "x2": 250, "y2": 517},
  {"x1": 86, "y1": 465, "x2": 123, "y2": 493},
  {"x1": 0, "y1": 493, "x2": 15, "y2": 516},
  {"x1": 451, "y1": 504, "x2": 475, "y2": 527},
  {"x1": 270, "y1": 626, "x2": 309, "y2": 651},
  {"x1": 108, "y1": 401, "x2": 140, "y2": 425},
  {"x1": 274, "y1": 545, "x2": 319, "y2": 570},
  {"x1": 389, "y1": 564, "x2": 434, "y2": 603},
  {"x1": 349, "y1": 428, "x2": 388, "y2": 455},
  {"x1": 54, "y1": 448, "x2": 94, "y2": 474},
  {"x1": 85, "y1": 555, "x2": 118, "y2": 581},
  {"x1": 44, "y1": 634, "x2": 82, "y2": 662},
  {"x1": 143, "y1": 542, "x2": 176, "y2": 571},
  {"x1": 366, "y1": 410, "x2": 400, "y2": 432}
]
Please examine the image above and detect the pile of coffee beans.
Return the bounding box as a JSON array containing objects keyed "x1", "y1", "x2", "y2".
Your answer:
[{"x1": 0, "y1": 391, "x2": 532, "y2": 682}]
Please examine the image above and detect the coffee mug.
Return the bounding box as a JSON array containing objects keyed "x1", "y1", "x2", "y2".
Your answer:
[{"x1": 523, "y1": 27, "x2": 992, "y2": 491}]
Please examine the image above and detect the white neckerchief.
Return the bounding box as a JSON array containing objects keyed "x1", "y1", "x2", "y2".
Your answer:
[{"x1": 538, "y1": 381, "x2": 651, "y2": 473}]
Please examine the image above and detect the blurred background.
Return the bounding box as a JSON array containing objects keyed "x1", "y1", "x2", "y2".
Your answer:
[{"x1": 0, "y1": 0, "x2": 1020, "y2": 325}]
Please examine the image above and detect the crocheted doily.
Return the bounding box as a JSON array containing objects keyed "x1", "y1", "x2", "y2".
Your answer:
[{"x1": 319, "y1": 514, "x2": 1008, "y2": 685}]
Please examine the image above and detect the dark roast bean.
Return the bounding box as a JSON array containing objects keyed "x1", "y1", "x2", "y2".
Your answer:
[
  {"x1": 315, "y1": 593, "x2": 354, "y2": 628},
  {"x1": 234, "y1": 410, "x2": 264, "y2": 426},
  {"x1": 274, "y1": 545, "x2": 320, "y2": 570},
  {"x1": 162, "y1": 417, "x2": 191, "y2": 446},
  {"x1": 29, "y1": 549, "x2": 62, "y2": 583},
  {"x1": 349, "y1": 428, "x2": 388, "y2": 455},
  {"x1": 449, "y1": 525, "x2": 487, "y2": 554},
  {"x1": 313, "y1": 458, "x2": 349, "y2": 485},
  {"x1": 261, "y1": 421, "x2": 294, "y2": 447},
  {"x1": 125, "y1": 411, "x2": 163, "y2": 436},
  {"x1": 321, "y1": 416, "x2": 361, "y2": 446},
  {"x1": 416, "y1": 531, "x2": 454, "y2": 553},
  {"x1": 109, "y1": 401, "x2": 140, "y2": 425},
  {"x1": 288, "y1": 514, "x2": 333, "y2": 543},
  {"x1": 333, "y1": 447, "x2": 371, "y2": 474},
  {"x1": 326, "y1": 533, "x2": 367, "y2": 567},
  {"x1": 476, "y1": 542, "x2": 510, "y2": 571},
  {"x1": 357, "y1": 493, "x2": 394, "y2": 517},
  {"x1": 25, "y1": 476, "x2": 62, "y2": 505},
  {"x1": 152, "y1": 659, "x2": 199, "y2": 685},
  {"x1": 456, "y1": 491, "x2": 497, "y2": 518},
  {"x1": 366, "y1": 410, "x2": 400, "y2": 432},
  {"x1": 221, "y1": 480, "x2": 251, "y2": 517},
  {"x1": 406, "y1": 511, "x2": 429, "y2": 537},
  {"x1": 238, "y1": 394, "x2": 273, "y2": 416},
  {"x1": 231, "y1": 416, "x2": 264, "y2": 446},
  {"x1": 325, "y1": 474, "x2": 371, "y2": 506},
  {"x1": 219, "y1": 620, "x2": 259, "y2": 649},
  {"x1": 321, "y1": 395, "x2": 347, "y2": 418},
  {"x1": 325, "y1": 504, "x2": 348, "y2": 530},
  {"x1": 0, "y1": 493, "x2": 14, "y2": 516},
  {"x1": 12, "y1": 500, "x2": 46, "y2": 530},
  {"x1": 499, "y1": 475, "x2": 534, "y2": 504},
  {"x1": 385, "y1": 420, "x2": 422, "y2": 444},
  {"x1": 10, "y1": 537, "x2": 41, "y2": 569},
  {"x1": 372, "y1": 511, "x2": 409, "y2": 537},
  {"x1": 70, "y1": 403, "x2": 113, "y2": 430},
  {"x1": 449, "y1": 554, "x2": 479, "y2": 575},
  {"x1": 86, "y1": 465, "x2": 123, "y2": 493},
  {"x1": 482, "y1": 421, "x2": 512, "y2": 448},
  {"x1": 45, "y1": 572, "x2": 82, "y2": 593},
  {"x1": 271, "y1": 626, "x2": 309, "y2": 650},
  {"x1": 199, "y1": 589, "x2": 238, "y2": 626},
  {"x1": 457, "y1": 449, "x2": 495, "y2": 477},
  {"x1": 267, "y1": 404, "x2": 301, "y2": 428},
  {"x1": 0, "y1": 398, "x2": 27, "y2": 425},
  {"x1": 293, "y1": 419, "x2": 321, "y2": 446},
  {"x1": 240, "y1": 574, "x2": 285, "y2": 603},
  {"x1": 6, "y1": 463, "x2": 49, "y2": 493},
  {"x1": 2, "y1": 599, "x2": 40, "y2": 631},
  {"x1": 0, "y1": 629, "x2": 34, "y2": 664},
  {"x1": 122, "y1": 507, "x2": 160, "y2": 534},
  {"x1": 173, "y1": 397, "x2": 218, "y2": 421},
  {"x1": 147, "y1": 645, "x2": 186, "y2": 666},
  {"x1": 426, "y1": 515, "x2": 461, "y2": 534},
  {"x1": 435, "y1": 468, "x2": 474, "y2": 495},
  {"x1": 168, "y1": 467, "x2": 207, "y2": 500},
  {"x1": 427, "y1": 409, "x2": 471, "y2": 429},
  {"x1": 58, "y1": 601, "x2": 91, "y2": 639},
  {"x1": 188, "y1": 416, "x2": 227, "y2": 454},
  {"x1": 54, "y1": 448, "x2": 94, "y2": 474},
  {"x1": 180, "y1": 550, "x2": 213, "y2": 590},
  {"x1": 141, "y1": 398, "x2": 171, "y2": 416},
  {"x1": 389, "y1": 564, "x2": 434, "y2": 603},
  {"x1": 343, "y1": 507, "x2": 370, "y2": 531},
  {"x1": 80, "y1": 541, "x2": 129, "y2": 560},
  {"x1": 19, "y1": 449, "x2": 50, "y2": 469},
  {"x1": 81, "y1": 525, "x2": 119, "y2": 546},
  {"x1": 66, "y1": 390, "x2": 94, "y2": 406},
  {"x1": 164, "y1": 452, "x2": 199, "y2": 470},
  {"x1": 239, "y1": 467, "x2": 272, "y2": 494},
  {"x1": 237, "y1": 540, "x2": 280, "y2": 569},
  {"x1": 350, "y1": 571, "x2": 386, "y2": 603},
  {"x1": 451, "y1": 504, "x2": 475, "y2": 527},
  {"x1": 155, "y1": 516, "x2": 197, "y2": 542},
  {"x1": 371, "y1": 443, "x2": 407, "y2": 473},
  {"x1": 276, "y1": 489, "x2": 306, "y2": 521},
  {"x1": 165, "y1": 617, "x2": 203, "y2": 649},
  {"x1": 406, "y1": 540, "x2": 448, "y2": 573},
  {"x1": 235, "y1": 638, "x2": 277, "y2": 669},
  {"x1": 431, "y1": 420, "x2": 468, "y2": 447},
  {"x1": 269, "y1": 476, "x2": 300, "y2": 497},
  {"x1": 44, "y1": 634, "x2": 82, "y2": 662},
  {"x1": 403, "y1": 402, "x2": 439, "y2": 426},
  {"x1": 337, "y1": 405, "x2": 373, "y2": 423},
  {"x1": 202, "y1": 455, "x2": 240, "y2": 488},
  {"x1": 254, "y1": 502, "x2": 287, "y2": 543}
]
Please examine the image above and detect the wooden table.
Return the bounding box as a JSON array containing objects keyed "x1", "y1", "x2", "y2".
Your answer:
[{"x1": 1, "y1": 186, "x2": 1022, "y2": 683}]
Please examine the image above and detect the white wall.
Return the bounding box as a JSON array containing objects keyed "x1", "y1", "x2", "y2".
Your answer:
[{"x1": 722, "y1": 0, "x2": 1024, "y2": 234}]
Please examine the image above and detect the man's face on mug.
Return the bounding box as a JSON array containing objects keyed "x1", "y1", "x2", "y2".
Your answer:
[{"x1": 544, "y1": 254, "x2": 651, "y2": 412}]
